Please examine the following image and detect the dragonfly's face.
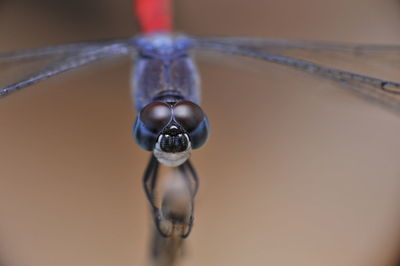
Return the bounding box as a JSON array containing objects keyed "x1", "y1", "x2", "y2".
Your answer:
[{"x1": 134, "y1": 101, "x2": 209, "y2": 166}]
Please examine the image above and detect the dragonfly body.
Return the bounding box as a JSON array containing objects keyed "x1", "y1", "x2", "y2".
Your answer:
[
  {"x1": 132, "y1": 33, "x2": 206, "y2": 238},
  {"x1": 132, "y1": 33, "x2": 208, "y2": 168}
]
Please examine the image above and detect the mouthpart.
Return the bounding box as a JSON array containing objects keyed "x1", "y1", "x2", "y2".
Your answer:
[{"x1": 153, "y1": 132, "x2": 192, "y2": 166}]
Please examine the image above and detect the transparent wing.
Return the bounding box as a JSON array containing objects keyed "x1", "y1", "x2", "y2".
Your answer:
[
  {"x1": 195, "y1": 37, "x2": 400, "y2": 69},
  {"x1": 0, "y1": 39, "x2": 130, "y2": 62},
  {"x1": 0, "y1": 38, "x2": 135, "y2": 97},
  {"x1": 192, "y1": 39, "x2": 400, "y2": 113}
]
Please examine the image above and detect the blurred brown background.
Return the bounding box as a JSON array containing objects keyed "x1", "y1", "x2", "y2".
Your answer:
[{"x1": 1, "y1": 0, "x2": 400, "y2": 266}]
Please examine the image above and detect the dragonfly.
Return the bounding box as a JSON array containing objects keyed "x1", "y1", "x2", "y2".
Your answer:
[{"x1": 1, "y1": 0, "x2": 400, "y2": 239}]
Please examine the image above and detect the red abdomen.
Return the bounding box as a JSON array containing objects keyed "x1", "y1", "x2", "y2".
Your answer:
[{"x1": 134, "y1": 0, "x2": 173, "y2": 33}]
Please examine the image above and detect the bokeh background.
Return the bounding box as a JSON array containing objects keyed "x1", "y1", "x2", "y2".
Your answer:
[{"x1": 0, "y1": 0, "x2": 400, "y2": 266}]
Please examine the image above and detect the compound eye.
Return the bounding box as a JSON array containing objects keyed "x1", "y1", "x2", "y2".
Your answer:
[
  {"x1": 174, "y1": 101, "x2": 204, "y2": 132},
  {"x1": 140, "y1": 102, "x2": 172, "y2": 133}
]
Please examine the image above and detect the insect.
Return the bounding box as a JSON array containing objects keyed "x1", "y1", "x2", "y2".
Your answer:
[{"x1": 1, "y1": 0, "x2": 400, "y2": 241}]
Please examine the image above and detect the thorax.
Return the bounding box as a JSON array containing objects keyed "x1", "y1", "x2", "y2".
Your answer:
[{"x1": 132, "y1": 34, "x2": 200, "y2": 111}]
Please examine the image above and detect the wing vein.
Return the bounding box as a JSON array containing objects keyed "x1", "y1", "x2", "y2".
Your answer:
[
  {"x1": 193, "y1": 39, "x2": 400, "y2": 113},
  {"x1": 0, "y1": 43, "x2": 132, "y2": 97}
]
